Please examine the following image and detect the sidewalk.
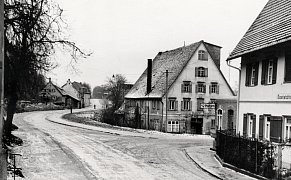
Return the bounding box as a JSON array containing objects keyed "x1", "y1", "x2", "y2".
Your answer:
[{"x1": 185, "y1": 146, "x2": 256, "y2": 180}]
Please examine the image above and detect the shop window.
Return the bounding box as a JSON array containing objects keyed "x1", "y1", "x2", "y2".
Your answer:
[{"x1": 167, "y1": 121, "x2": 179, "y2": 133}]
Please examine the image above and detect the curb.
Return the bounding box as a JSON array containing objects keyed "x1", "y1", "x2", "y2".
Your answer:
[
  {"x1": 214, "y1": 154, "x2": 268, "y2": 180},
  {"x1": 183, "y1": 149, "x2": 223, "y2": 180}
]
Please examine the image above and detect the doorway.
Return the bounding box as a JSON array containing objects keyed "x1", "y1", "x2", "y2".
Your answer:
[
  {"x1": 228, "y1": 109, "x2": 234, "y2": 130},
  {"x1": 191, "y1": 118, "x2": 203, "y2": 134}
]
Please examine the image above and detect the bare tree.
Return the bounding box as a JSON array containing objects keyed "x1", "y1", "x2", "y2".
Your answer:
[{"x1": 4, "y1": 0, "x2": 90, "y2": 135}]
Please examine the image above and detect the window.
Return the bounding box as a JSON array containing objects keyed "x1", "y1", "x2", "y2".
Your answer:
[
  {"x1": 196, "y1": 82, "x2": 206, "y2": 93},
  {"x1": 217, "y1": 109, "x2": 223, "y2": 129},
  {"x1": 245, "y1": 62, "x2": 259, "y2": 86},
  {"x1": 167, "y1": 121, "x2": 179, "y2": 133},
  {"x1": 152, "y1": 101, "x2": 156, "y2": 109},
  {"x1": 284, "y1": 117, "x2": 291, "y2": 142},
  {"x1": 285, "y1": 51, "x2": 291, "y2": 82},
  {"x1": 198, "y1": 50, "x2": 208, "y2": 60},
  {"x1": 210, "y1": 82, "x2": 219, "y2": 94},
  {"x1": 195, "y1": 67, "x2": 208, "y2": 77},
  {"x1": 243, "y1": 113, "x2": 256, "y2": 138},
  {"x1": 181, "y1": 81, "x2": 192, "y2": 93},
  {"x1": 197, "y1": 98, "x2": 204, "y2": 111},
  {"x1": 181, "y1": 98, "x2": 191, "y2": 111},
  {"x1": 168, "y1": 98, "x2": 177, "y2": 111},
  {"x1": 211, "y1": 119, "x2": 215, "y2": 129},
  {"x1": 261, "y1": 58, "x2": 277, "y2": 85}
]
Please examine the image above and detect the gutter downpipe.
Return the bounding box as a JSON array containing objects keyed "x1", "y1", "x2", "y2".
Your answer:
[
  {"x1": 227, "y1": 60, "x2": 241, "y2": 135},
  {"x1": 161, "y1": 101, "x2": 164, "y2": 132}
]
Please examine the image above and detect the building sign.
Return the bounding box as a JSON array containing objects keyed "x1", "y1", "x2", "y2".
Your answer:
[
  {"x1": 200, "y1": 103, "x2": 215, "y2": 109},
  {"x1": 278, "y1": 94, "x2": 291, "y2": 100}
]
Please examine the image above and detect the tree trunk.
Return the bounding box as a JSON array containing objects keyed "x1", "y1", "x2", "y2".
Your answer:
[{"x1": 4, "y1": 85, "x2": 18, "y2": 136}]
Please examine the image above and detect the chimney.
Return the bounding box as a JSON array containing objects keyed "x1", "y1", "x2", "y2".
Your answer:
[
  {"x1": 48, "y1": 78, "x2": 51, "y2": 82},
  {"x1": 147, "y1": 59, "x2": 152, "y2": 94}
]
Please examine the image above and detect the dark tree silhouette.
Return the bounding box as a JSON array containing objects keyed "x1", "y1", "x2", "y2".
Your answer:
[{"x1": 4, "y1": 0, "x2": 90, "y2": 135}]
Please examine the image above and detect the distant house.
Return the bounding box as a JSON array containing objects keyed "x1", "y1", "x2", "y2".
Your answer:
[
  {"x1": 62, "y1": 79, "x2": 91, "y2": 108},
  {"x1": 39, "y1": 78, "x2": 79, "y2": 107},
  {"x1": 124, "y1": 40, "x2": 236, "y2": 134},
  {"x1": 226, "y1": 0, "x2": 291, "y2": 142}
]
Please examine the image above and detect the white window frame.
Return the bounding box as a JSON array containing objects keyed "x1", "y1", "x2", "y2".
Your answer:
[
  {"x1": 169, "y1": 100, "x2": 176, "y2": 110},
  {"x1": 167, "y1": 121, "x2": 179, "y2": 133},
  {"x1": 267, "y1": 60, "x2": 273, "y2": 84},
  {"x1": 198, "y1": 67, "x2": 205, "y2": 77},
  {"x1": 197, "y1": 83, "x2": 205, "y2": 93},
  {"x1": 217, "y1": 109, "x2": 223, "y2": 129},
  {"x1": 183, "y1": 82, "x2": 190, "y2": 92},
  {"x1": 265, "y1": 117, "x2": 270, "y2": 140},
  {"x1": 284, "y1": 117, "x2": 291, "y2": 141},
  {"x1": 250, "y1": 66, "x2": 256, "y2": 86},
  {"x1": 211, "y1": 83, "x2": 218, "y2": 94},
  {"x1": 182, "y1": 99, "x2": 190, "y2": 111}
]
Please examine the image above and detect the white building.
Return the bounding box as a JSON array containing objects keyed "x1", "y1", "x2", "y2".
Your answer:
[
  {"x1": 227, "y1": 0, "x2": 291, "y2": 142},
  {"x1": 125, "y1": 40, "x2": 236, "y2": 134}
]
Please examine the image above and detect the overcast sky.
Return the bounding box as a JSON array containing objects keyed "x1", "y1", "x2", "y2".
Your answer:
[{"x1": 48, "y1": 0, "x2": 268, "y2": 90}]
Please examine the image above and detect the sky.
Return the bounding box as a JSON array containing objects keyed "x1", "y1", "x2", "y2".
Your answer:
[{"x1": 48, "y1": 0, "x2": 269, "y2": 90}]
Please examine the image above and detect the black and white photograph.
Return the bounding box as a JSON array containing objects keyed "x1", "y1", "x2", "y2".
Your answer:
[{"x1": 1, "y1": 0, "x2": 291, "y2": 179}]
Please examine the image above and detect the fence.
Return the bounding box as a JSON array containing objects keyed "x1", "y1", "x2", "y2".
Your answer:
[{"x1": 216, "y1": 129, "x2": 276, "y2": 179}]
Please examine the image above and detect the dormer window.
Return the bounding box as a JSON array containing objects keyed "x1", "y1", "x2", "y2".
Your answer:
[
  {"x1": 195, "y1": 67, "x2": 208, "y2": 77},
  {"x1": 198, "y1": 50, "x2": 208, "y2": 60}
]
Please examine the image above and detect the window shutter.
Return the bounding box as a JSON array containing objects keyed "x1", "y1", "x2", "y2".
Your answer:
[
  {"x1": 252, "y1": 115, "x2": 256, "y2": 138},
  {"x1": 181, "y1": 84, "x2": 184, "y2": 93},
  {"x1": 190, "y1": 101, "x2": 192, "y2": 111},
  {"x1": 195, "y1": 67, "x2": 198, "y2": 77},
  {"x1": 254, "y1": 62, "x2": 259, "y2": 86},
  {"x1": 189, "y1": 84, "x2": 192, "y2": 93},
  {"x1": 157, "y1": 101, "x2": 160, "y2": 110},
  {"x1": 181, "y1": 101, "x2": 184, "y2": 111},
  {"x1": 243, "y1": 114, "x2": 247, "y2": 137},
  {"x1": 245, "y1": 64, "x2": 251, "y2": 86},
  {"x1": 167, "y1": 100, "x2": 170, "y2": 110},
  {"x1": 209, "y1": 85, "x2": 211, "y2": 94},
  {"x1": 205, "y1": 68, "x2": 208, "y2": 77},
  {"x1": 175, "y1": 101, "x2": 178, "y2": 111},
  {"x1": 259, "y1": 115, "x2": 264, "y2": 140},
  {"x1": 261, "y1": 60, "x2": 267, "y2": 85},
  {"x1": 285, "y1": 52, "x2": 291, "y2": 82},
  {"x1": 269, "y1": 116, "x2": 282, "y2": 142},
  {"x1": 195, "y1": 84, "x2": 198, "y2": 93},
  {"x1": 216, "y1": 85, "x2": 219, "y2": 94},
  {"x1": 203, "y1": 84, "x2": 206, "y2": 93},
  {"x1": 272, "y1": 58, "x2": 277, "y2": 84}
]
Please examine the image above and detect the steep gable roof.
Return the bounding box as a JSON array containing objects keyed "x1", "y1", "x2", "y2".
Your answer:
[
  {"x1": 125, "y1": 40, "x2": 222, "y2": 99},
  {"x1": 227, "y1": 0, "x2": 291, "y2": 60}
]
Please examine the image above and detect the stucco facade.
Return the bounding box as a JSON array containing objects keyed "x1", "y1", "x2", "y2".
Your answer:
[{"x1": 125, "y1": 41, "x2": 237, "y2": 134}]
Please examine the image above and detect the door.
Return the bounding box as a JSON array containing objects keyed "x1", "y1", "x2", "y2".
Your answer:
[{"x1": 191, "y1": 118, "x2": 203, "y2": 134}]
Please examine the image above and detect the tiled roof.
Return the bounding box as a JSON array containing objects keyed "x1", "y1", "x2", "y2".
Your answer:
[
  {"x1": 227, "y1": 0, "x2": 291, "y2": 60},
  {"x1": 125, "y1": 40, "x2": 220, "y2": 99},
  {"x1": 72, "y1": 82, "x2": 90, "y2": 94}
]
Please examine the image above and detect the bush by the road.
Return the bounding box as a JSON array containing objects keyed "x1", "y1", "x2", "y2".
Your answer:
[{"x1": 16, "y1": 103, "x2": 65, "y2": 113}]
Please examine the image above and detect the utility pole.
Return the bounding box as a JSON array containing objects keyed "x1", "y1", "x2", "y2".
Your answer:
[
  {"x1": 165, "y1": 70, "x2": 168, "y2": 132},
  {"x1": 0, "y1": 0, "x2": 7, "y2": 179}
]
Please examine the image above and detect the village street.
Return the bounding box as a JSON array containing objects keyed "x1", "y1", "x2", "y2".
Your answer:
[{"x1": 10, "y1": 106, "x2": 254, "y2": 180}]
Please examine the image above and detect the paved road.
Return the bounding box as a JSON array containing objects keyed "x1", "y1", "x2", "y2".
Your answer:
[{"x1": 12, "y1": 109, "x2": 218, "y2": 180}]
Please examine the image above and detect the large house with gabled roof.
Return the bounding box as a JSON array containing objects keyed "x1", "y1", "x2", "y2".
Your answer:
[
  {"x1": 124, "y1": 40, "x2": 237, "y2": 134},
  {"x1": 227, "y1": 0, "x2": 291, "y2": 142}
]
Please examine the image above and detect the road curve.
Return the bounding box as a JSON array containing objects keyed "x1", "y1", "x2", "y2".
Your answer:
[{"x1": 12, "y1": 110, "x2": 218, "y2": 180}]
